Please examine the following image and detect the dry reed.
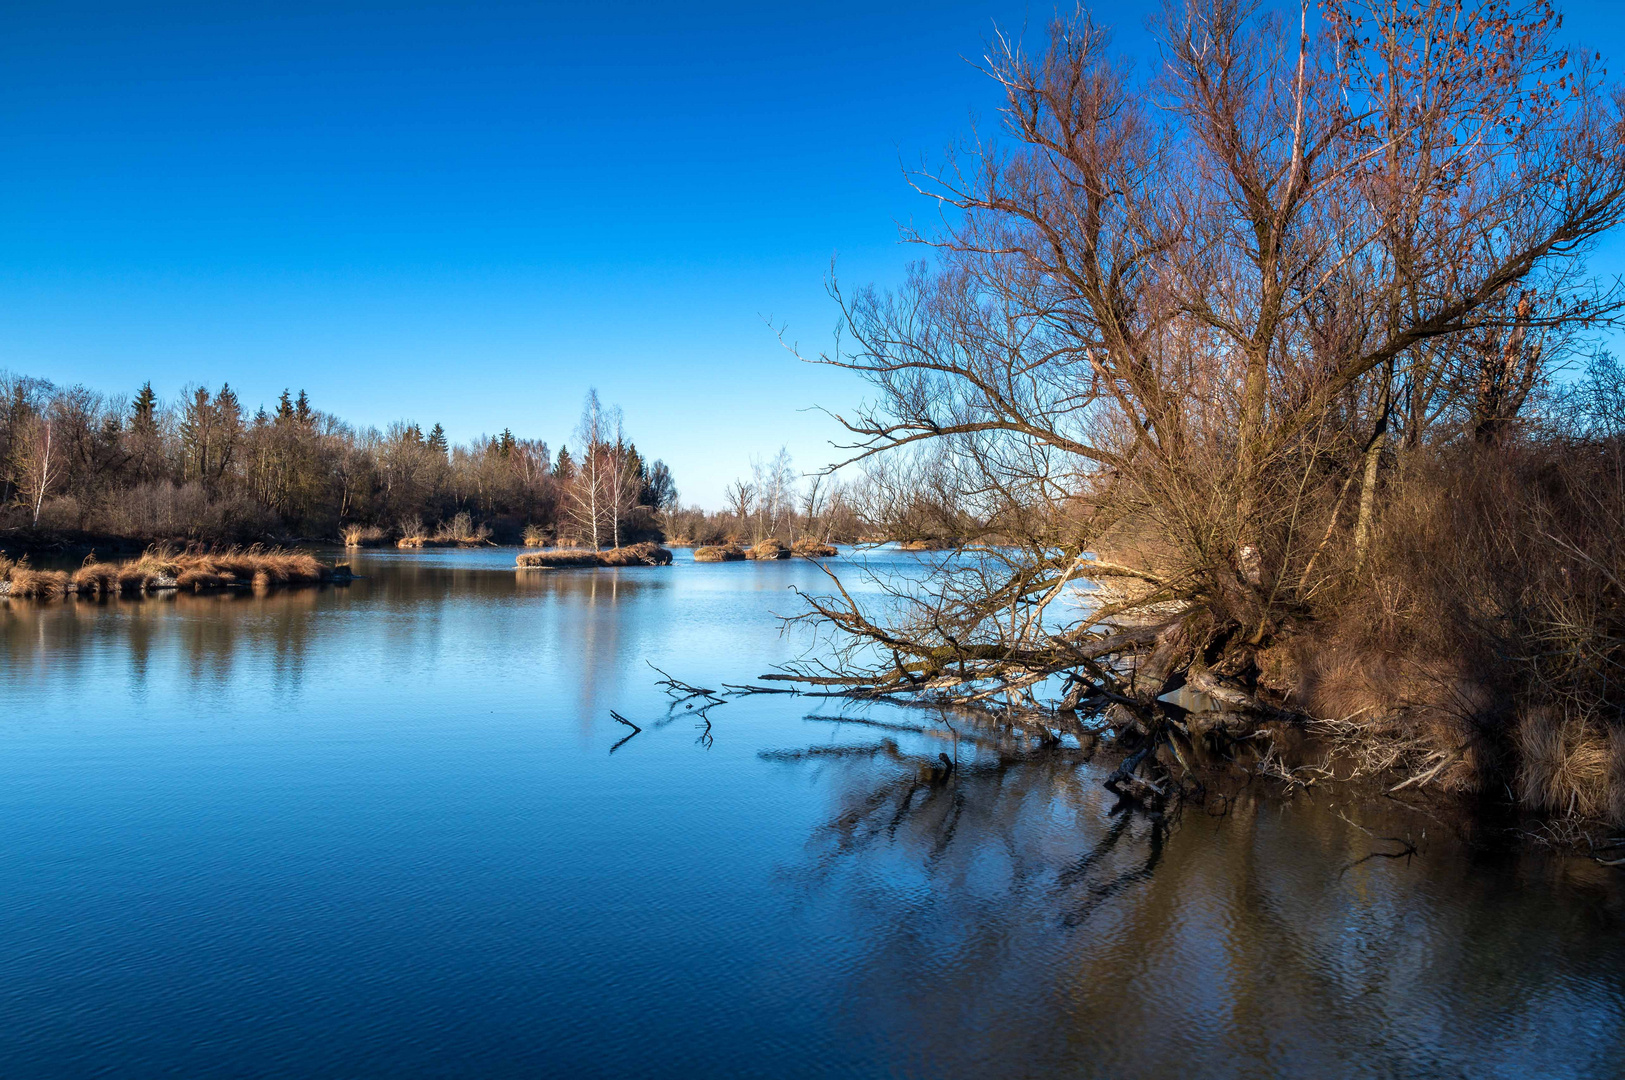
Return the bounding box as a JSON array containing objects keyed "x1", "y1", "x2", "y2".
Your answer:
[
  {"x1": 516, "y1": 549, "x2": 602, "y2": 568},
  {"x1": 341, "y1": 524, "x2": 387, "y2": 548},
  {"x1": 516, "y1": 543, "x2": 673, "y2": 569},
  {"x1": 791, "y1": 539, "x2": 838, "y2": 558},
  {"x1": 745, "y1": 539, "x2": 791, "y2": 560},
  {"x1": 4, "y1": 545, "x2": 347, "y2": 600}
]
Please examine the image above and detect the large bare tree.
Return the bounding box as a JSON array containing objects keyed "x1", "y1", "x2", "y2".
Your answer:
[{"x1": 781, "y1": 0, "x2": 1625, "y2": 801}]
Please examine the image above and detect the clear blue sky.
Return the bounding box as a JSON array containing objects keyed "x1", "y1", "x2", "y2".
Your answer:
[{"x1": 4, "y1": 1, "x2": 1624, "y2": 507}]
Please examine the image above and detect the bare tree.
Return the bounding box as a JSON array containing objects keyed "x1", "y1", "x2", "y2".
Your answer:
[
  {"x1": 16, "y1": 413, "x2": 62, "y2": 526},
  {"x1": 566, "y1": 389, "x2": 609, "y2": 547},
  {"x1": 603, "y1": 406, "x2": 640, "y2": 549},
  {"x1": 777, "y1": 0, "x2": 1625, "y2": 803},
  {"x1": 724, "y1": 478, "x2": 755, "y2": 536}
]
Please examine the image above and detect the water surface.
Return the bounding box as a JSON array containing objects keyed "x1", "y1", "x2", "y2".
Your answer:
[{"x1": 2, "y1": 547, "x2": 1622, "y2": 1078}]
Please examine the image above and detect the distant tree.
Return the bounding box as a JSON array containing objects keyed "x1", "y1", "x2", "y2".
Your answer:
[
  {"x1": 644, "y1": 460, "x2": 677, "y2": 511},
  {"x1": 565, "y1": 389, "x2": 609, "y2": 547},
  {"x1": 15, "y1": 412, "x2": 61, "y2": 526},
  {"x1": 724, "y1": 478, "x2": 754, "y2": 534},
  {"x1": 130, "y1": 382, "x2": 158, "y2": 434}
]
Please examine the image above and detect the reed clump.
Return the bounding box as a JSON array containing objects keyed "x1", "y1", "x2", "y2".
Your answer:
[
  {"x1": 398, "y1": 512, "x2": 493, "y2": 548},
  {"x1": 791, "y1": 539, "x2": 838, "y2": 558},
  {"x1": 5, "y1": 545, "x2": 350, "y2": 601},
  {"x1": 598, "y1": 542, "x2": 673, "y2": 567},
  {"x1": 71, "y1": 559, "x2": 122, "y2": 597},
  {"x1": 693, "y1": 545, "x2": 745, "y2": 562},
  {"x1": 516, "y1": 543, "x2": 673, "y2": 569},
  {"x1": 341, "y1": 524, "x2": 387, "y2": 548},
  {"x1": 745, "y1": 539, "x2": 791, "y2": 560},
  {"x1": 0, "y1": 557, "x2": 71, "y2": 599},
  {"x1": 516, "y1": 549, "x2": 601, "y2": 568}
]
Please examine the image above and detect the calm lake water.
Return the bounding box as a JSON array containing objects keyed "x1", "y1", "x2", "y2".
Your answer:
[{"x1": 2, "y1": 547, "x2": 1624, "y2": 1078}]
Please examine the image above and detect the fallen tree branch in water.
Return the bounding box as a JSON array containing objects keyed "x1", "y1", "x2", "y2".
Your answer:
[
  {"x1": 609, "y1": 710, "x2": 642, "y2": 754},
  {"x1": 647, "y1": 662, "x2": 723, "y2": 704}
]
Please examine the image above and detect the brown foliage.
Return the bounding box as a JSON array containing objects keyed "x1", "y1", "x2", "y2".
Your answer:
[
  {"x1": 516, "y1": 542, "x2": 672, "y2": 569},
  {"x1": 745, "y1": 539, "x2": 791, "y2": 560},
  {"x1": 598, "y1": 542, "x2": 673, "y2": 567},
  {"x1": 693, "y1": 545, "x2": 746, "y2": 563}
]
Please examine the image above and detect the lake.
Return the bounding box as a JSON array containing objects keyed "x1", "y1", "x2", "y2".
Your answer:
[{"x1": 2, "y1": 546, "x2": 1623, "y2": 1078}]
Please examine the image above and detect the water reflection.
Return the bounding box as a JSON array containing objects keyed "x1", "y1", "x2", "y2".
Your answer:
[
  {"x1": 766, "y1": 706, "x2": 1625, "y2": 1078},
  {"x1": 1, "y1": 549, "x2": 1623, "y2": 1079}
]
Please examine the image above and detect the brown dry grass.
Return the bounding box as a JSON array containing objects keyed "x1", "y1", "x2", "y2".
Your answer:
[
  {"x1": 517, "y1": 549, "x2": 601, "y2": 568},
  {"x1": 598, "y1": 542, "x2": 672, "y2": 567},
  {"x1": 694, "y1": 545, "x2": 745, "y2": 562},
  {"x1": 72, "y1": 561, "x2": 122, "y2": 598},
  {"x1": 522, "y1": 525, "x2": 550, "y2": 547},
  {"x1": 517, "y1": 543, "x2": 673, "y2": 569},
  {"x1": 399, "y1": 513, "x2": 492, "y2": 548},
  {"x1": 745, "y1": 539, "x2": 791, "y2": 560},
  {"x1": 433, "y1": 512, "x2": 492, "y2": 545},
  {"x1": 791, "y1": 539, "x2": 838, "y2": 558},
  {"x1": 3, "y1": 564, "x2": 71, "y2": 599},
  {"x1": 341, "y1": 524, "x2": 387, "y2": 548},
  {"x1": 35, "y1": 545, "x2": 340, "y2": 599},
  {"x1": 1286, "y1": 441, "x2": 1625, "y2": 825}
]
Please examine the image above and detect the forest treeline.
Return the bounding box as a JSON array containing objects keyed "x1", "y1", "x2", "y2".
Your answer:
[
  {"x1": 0, "y1": 371, "x2": 943, "y2": 550},
  {"x1": 0, "y1": 374, "x2": 682, "y2": 547}
]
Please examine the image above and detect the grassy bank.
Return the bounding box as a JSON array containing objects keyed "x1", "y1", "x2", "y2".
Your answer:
[{"x1": 0, "y1": 546, "x2": 352, "y2": 599}]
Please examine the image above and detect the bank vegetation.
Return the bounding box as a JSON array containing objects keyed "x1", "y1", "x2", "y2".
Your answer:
[
  {"x1": 780, "y1": 0, "x2": 1625, "y2": 835},
  {"x1": 0, "y1": 545, "x2": 351, "y2": 599}
]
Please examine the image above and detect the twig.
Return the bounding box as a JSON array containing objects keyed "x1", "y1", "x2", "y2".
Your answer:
[
  {"x1": 608, "y1": 709, "x2": 643, "y2": 754},
  {"x1": 647, "y1": 662, "x2": 723, "y2": 703}
]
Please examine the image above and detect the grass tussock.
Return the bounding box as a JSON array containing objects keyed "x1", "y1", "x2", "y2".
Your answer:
[
  {"x1": 517, "y1": 549, "x2": 602, "y2": 568},
  {"x1": 6, "y1": 545, "x2": 349, "y2": 601},
  {"x1": 341, "y1": 524, "x2": 387, "y2": 548},
  {"x1": 0, "y1": 559, "x2": 71, "y2": 599},
  {"x1": 693, "y1": 545, "x2": 746, "y2": 562},
  {"x1": 517, "y1": 543, "x2": 673, "y2": 569},
  {"x1": 522, "y1": 525, "x2": 550, "y2": 547},
  {"x1": 745, "y1": 539, "x2": 791, "y2": 560},
  {"x1": 398, "y1": 512, "x2": 493, "y2": 548},
  {"x1": 791, "y1": 539, "x2": 838, "y2": 558},
  {"x1": 71, "y1": 559, "x2": 122, "y2": 597},
  {"x1": 598, "y1": 542, "x2": 673, "y2": 567}
]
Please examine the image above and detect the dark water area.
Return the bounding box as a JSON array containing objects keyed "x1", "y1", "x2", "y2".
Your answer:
[{"x1": 2, "y1": 547, "x2": 1623, "y2": 1078}]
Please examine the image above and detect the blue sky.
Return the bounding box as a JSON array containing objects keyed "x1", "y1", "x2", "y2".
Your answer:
[{"x1": 3, "y1": 1, "x2": 1624, "y2": 507}]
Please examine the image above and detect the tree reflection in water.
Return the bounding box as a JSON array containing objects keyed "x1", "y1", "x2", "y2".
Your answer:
[{"x1": 763, "y1": 704, "x2": 1625, "y2": 1078}]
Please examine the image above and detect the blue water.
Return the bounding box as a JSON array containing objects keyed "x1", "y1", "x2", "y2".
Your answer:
[{"x1": 2, "y1": 547, "x2": 1623, "y2": 1078}]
